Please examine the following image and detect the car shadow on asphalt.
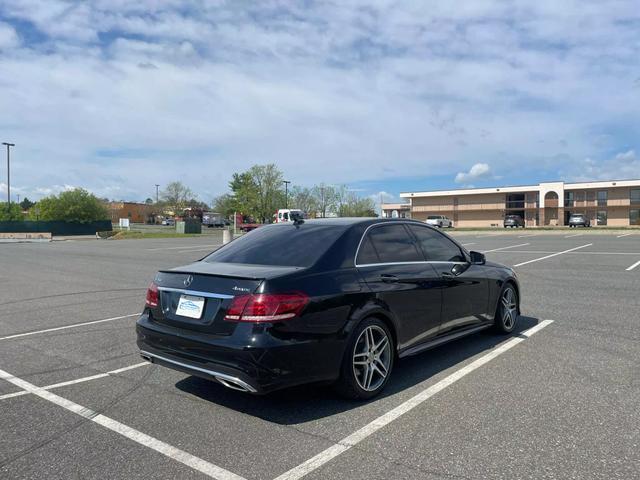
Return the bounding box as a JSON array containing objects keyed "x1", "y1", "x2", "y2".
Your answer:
[{"x1": 175, "y1": 315, "x2": 540, "y2": 425}]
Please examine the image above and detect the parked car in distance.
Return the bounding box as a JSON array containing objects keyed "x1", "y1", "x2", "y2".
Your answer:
[
  {"x1": 503, "y1": 215, "x2": 525, "y2": 228},
  {"x1": 161, "y1": 218, "x2": 175, "y2": 226},
  {"x1": 137, "y1": 218, "x2": 520, "y2": 400},
  {"x1": 568, "y1": 213, "x2": 591, "y2": 227},
  {"x1": 425, "y1": 215, "x2": 453, "y2": 228}
]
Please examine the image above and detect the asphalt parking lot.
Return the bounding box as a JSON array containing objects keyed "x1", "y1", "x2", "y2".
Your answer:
[{"x1": 1, "y1": 231, "x2": 639, "y2": 479}]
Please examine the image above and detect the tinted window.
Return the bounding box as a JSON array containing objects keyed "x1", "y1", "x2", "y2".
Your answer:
[
  {"x1": 408, "y1": 225, "x2": 465, "y2": 262},
  {"x1": 356, "y1": 235, "x2": 379, "y2": 264},
  {"x1": 359, "y1": 224, "x2": 422, "y2": 264},
  {"x1": 204, "y1": 224, "x2": 347, "y2": 267}
]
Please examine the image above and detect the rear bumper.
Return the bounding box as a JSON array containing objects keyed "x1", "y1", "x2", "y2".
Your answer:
[{"x1": 136, "y1": 312, "x2": 344, "y2": 394}]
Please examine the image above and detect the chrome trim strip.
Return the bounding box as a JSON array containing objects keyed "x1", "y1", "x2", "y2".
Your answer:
[
  {"x1": 157, "y1": 286, "x2": 233, "y2": 299},
  {"x1": 139, "y1": 350, "x2": 257, "y2": 393},
  {"x1": 356, "y1": 260, "x2": 468, "y2": 268}
]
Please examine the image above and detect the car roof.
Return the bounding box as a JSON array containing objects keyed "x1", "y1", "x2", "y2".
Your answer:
[{"x1": 266, "y1": 217, "x2": 425, "y2": 228}]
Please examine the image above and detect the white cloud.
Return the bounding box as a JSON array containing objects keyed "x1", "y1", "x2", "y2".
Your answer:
[
  {"x1": 0, "y1": 1, "x2": 638, "y2": 201},
  {"x1": 455, "y1": 163, "x2": 492, "y2": 184},
  {"x1": 615, "y1": 150, "x2": 636, "y2": 162},
  {"x1": 0, "y1": 22, "x2": 19, "y2": 49}
]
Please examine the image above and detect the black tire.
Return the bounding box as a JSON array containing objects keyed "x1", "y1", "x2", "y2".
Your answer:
[
  {"x1": 334, "y1": 317, "x2": 394, "y2": 400},
  {"x1": 493, "y1": 283, "x2": 519, "y2": 334}
]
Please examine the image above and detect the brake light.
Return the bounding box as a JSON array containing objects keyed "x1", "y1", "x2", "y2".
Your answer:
[
  {"x1": 224, "y1": 292, "x2": 309, "y2": 322},
  {"x1": 145, "y1": 282, "x2": 159, "y2": 307}
]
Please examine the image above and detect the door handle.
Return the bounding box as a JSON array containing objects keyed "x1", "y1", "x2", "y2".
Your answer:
[
  {"x1": 380, "y1": 274, "x2": 399, "y2": 283},
  {"x1": 441, "y1": 271, "x2": 455, "y2": 280}
]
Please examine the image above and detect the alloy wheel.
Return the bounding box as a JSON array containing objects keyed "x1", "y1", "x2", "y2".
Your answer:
[
  {"x1": 501, "y1": 287, "x2": 518, "y2": 329},
  {"x1": 352, "y1": 325, "x2": 391, "y2": 392}
]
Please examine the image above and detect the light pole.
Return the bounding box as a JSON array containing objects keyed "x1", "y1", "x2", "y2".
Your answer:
[
  {"x1": 155, "y1": 184, "x2": 160, "y2": 203},
  {"x1": 283, "y1": 180, "x2": 291, "y2": 209},
  {"x1": 2, "y1": 142, "x2": 15, "y2": 212}
]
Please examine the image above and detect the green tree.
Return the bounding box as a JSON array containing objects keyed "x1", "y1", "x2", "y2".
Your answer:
[
  {"x1": 229, "y1": 171, "x2": 259, "y2": 217},
  {"x1": 337, "y1": 188, "x2": 377, "y2": 217},
  {"x1": 161, "y1": 181, "x2": 194, "y2": 214},
  {"x1": 289, "y1": 186, "x2": 317, "y2": 215},
  {"x1": 249, "y1": 164, "x2": 285, "y2": 222},
  {"x1": 0, "y1": 202, "x2": 25, "y2": 221},
  {"x1": 144, "y1": 197, "x2": 153, "y2": 205},
  {"x1": 29, "y1": 188, "x2": 109, "y2": 222},
  {"x1": 212, "y1": 193, "x2": 237, "y2": 217},
  {"x1": 19, "y1": 197, "x2": 35, "y2": 210}
]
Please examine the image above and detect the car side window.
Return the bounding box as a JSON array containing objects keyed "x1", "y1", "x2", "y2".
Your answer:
[
  {"x1": 358, "y1": 224, "x2": 423, "y2": 265},
  {"x1": 356, "y1": 235, "x2": 379, "y2": 264},
  {"x1": 408, "y1": 225, "x2": 465, "y2": 262}
]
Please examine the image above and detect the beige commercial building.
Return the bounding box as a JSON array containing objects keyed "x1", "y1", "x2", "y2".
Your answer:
[{"x1": 400, "y1": 179, "x2": 640, "y2": 227}]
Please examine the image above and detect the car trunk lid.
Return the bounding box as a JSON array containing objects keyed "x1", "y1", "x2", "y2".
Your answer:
[{"x1": 152, "y1": 262, "x2": 303, "y2": 334}]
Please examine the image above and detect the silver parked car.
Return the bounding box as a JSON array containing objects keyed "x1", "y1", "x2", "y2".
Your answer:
[
  {"x1": 568, "y1": 213, "x2": 591, "y2": 227},
  {"x1": 425, "y1": 215, "x2": 453, "y2": 228},
  {"x1": 503, "y1": 215, "x2": 525, "y2": 228}
]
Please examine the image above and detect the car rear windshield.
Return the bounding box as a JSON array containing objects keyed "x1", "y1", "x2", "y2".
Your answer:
[
  {"x1": 427, "y1": 216, "x2": 439, "y2": 219},
  {"x1": 203, "y1": 223, "x2": 348, "y2": 267}
]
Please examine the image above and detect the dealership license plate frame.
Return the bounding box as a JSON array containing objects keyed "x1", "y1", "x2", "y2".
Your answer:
[{"x1": 175, "y1": 294, "x2": 205, "y2": 319}]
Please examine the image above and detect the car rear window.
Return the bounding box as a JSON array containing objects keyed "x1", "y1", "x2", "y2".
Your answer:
[
  {"x1": 203, "y1": 223, "x2": 347, "y2": 267},
  {"x1": 427, "y1": 216, "x2": 438, "y2": 220}
]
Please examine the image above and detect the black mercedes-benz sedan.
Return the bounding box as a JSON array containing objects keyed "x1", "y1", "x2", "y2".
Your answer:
[{"x1": 137, "y1": 218, "x2": 520, "y2": 399}]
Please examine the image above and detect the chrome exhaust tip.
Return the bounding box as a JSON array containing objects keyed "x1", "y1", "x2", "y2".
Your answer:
[
  {"x1": 140, "y1": 352, "x2": 153, "y2": 362},
  {"x1": 216, "y1": 376, "x2": 251, "y2": 392}
]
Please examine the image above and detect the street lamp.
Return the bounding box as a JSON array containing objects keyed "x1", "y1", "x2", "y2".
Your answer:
[
  {"x1": 2, "y1": 142, "x2": 15, "y2": 211},
  {"x1": 155, "y1": 184, "x2": 160, "y2": 203},
  {"x1": 283, "y1": 180, "x2": 291, "y2": 209}
]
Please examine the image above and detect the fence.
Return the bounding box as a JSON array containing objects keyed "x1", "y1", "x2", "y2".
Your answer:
[{"x1": 0, "y1": 221, "x2": 113, "y2": 236}]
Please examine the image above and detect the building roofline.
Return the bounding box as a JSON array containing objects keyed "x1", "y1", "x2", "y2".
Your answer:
[{"x1": 400, "y1": 178, "x2": 640, "y2": 198}]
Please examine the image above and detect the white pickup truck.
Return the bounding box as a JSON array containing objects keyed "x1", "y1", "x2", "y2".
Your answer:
[{"x1": 425, "y1": 215, "x2": 453, "y2": 228}]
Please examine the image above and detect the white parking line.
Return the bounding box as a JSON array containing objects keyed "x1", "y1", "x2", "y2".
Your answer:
[
  {"x1": 177, "y1": 247, "x2": 220, "y2": 254},
  {"x1": 617, "y1": 233, "x2": 633, "y2": 238},
  {"x1": 626, "y1": 260, "x2": 640, "y2": 271},
  {"x1": 460, "y1": 242, "x2": 476, "y2": 246},
  {"x1": 0, "y1": 314, "x2": 139, "y2": 341},
  {"x1": 274, "y1": 320, "x2": 554, "y2": 480},
  {"x1": 0, "y1": 367, "x2": 246, "y2": 480},
  {"x1": 482, "y1": 243, "x2": 530, "y2": 253},
  {"x1": 0, "y1": 362, "x2": 149, "y2": 401},
  {"x1": 486, "y1": 250, "x2": 640, "y2": 256},
  {"x1": 564, "y1": 233, "x2": 583, "y2": 238},
  {"x1": 517, "y1": 233, "x2": 537, "y2": 238},
  {"x1": 513, "y1": 244, "x2": 592, "y2": 267},
  {"x1": 146, "y1": 244, "x2": 219, "y2": 251}
]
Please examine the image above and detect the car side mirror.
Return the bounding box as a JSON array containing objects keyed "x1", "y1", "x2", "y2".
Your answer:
[{"x1": 470, "y1": 251, "x2": 485, "y2": 265}]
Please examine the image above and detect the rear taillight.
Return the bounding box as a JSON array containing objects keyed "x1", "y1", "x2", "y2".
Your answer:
[
  {"x1": 145, "y1": 282, "x2": 159, "y2": 307},
  {"x1": 224, "y1": 292, "x2": 309, "y2": 322}
]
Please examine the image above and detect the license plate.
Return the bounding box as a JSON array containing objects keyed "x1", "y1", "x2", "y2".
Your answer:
[{"x1": 176, "y1": 295, "x2": 205, "y2": 319}]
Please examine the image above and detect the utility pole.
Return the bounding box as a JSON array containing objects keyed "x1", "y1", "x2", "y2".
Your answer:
[
  {"x1": 283, "y1": 180, "x2": 291, "y2": 209},
  {"x1": 155, "y1": 184, "x2": 160, "y2": 203},
  {"x1": 2, "y1": 142, "x2": 15, "y2": 212},
  {"x1": 320, "y1": 185, "x2": 325, "y2": 218}
]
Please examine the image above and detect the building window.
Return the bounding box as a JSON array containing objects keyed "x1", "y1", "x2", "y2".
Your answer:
[
  {"x1": 630, "y1": 209, "x2": 640, "y2": 226},
  {"x1": 631, "y1": 189, "x2": 640, "y2": 205},
  {"x1": 587, "y1": 191, "x2": 595, "y2": 203},
  {"x1": 597, "y1": 210, "x2": 607, "y2": 226},
  {"x1": 564, "y1": 192, "x2": 574, "y2": 207},
  {"x1": 597, "y1": 190, "x2": 607, "y2": 207}
]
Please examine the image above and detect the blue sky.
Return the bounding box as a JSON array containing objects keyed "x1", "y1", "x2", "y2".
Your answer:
[{"x1": 0, "y1": 1, "x2": 639, "y2": 206}]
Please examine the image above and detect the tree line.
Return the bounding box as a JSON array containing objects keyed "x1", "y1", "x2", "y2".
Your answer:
[{"x1": 212, "y1": 163, "x2": 376, "y2": 221}]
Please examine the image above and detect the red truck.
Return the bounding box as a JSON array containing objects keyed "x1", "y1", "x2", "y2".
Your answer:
[{"x1": 234, "y1": 213, "x2": 263, "y2": 232}]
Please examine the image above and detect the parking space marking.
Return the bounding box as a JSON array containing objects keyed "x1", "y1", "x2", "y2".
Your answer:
[
  {"x1": 482, "y1": 243, "x2": 530, "y2": 253},
  {"x1": 460, "y1": 242, "x2": 476, "y2": 246},
  {"x1": 0, "y1": 314, "x2": 139, "y2": 341},
  {"x1": 177, "y1": 247, "x2": 221, "y2": 253},
  {"x1": 564, "y1": 233, "x2": 583, "y2": 238},
  {"x1": 146, "y1": 244, "x2": 220, "y2": 251},
  {"x1": 617, "y1": 233, "x2": 633, "y2": 238},
  {"x1": 0, "y1": 367, "x2": 247, "y2": 480},
  {"x1": 513, "y1": 244, "x2": 592, "y2": 267},
  {"x1": 517, "y1": 233, "x2": 537, "y2": 238},
  {"x1": 626, "y1": 260, "x2": 640, "y2": 271},
  {"x1": 0, "y1": 362, "x2": 149, "y2": 401},
  {"x1": 274, "y1": 320, "x2": 554, "y2": 480}
]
